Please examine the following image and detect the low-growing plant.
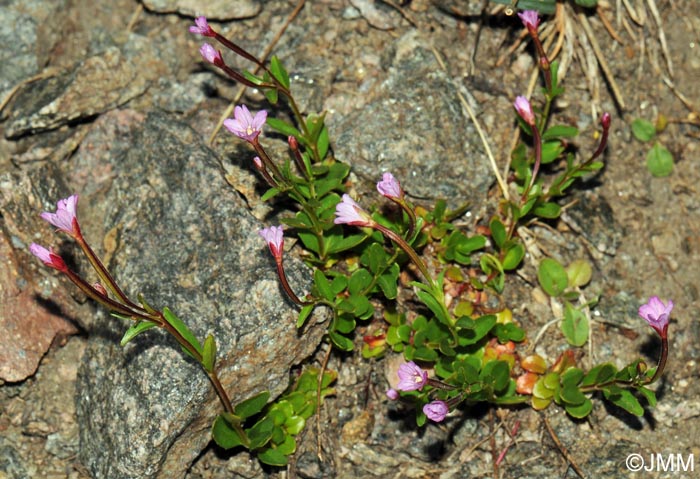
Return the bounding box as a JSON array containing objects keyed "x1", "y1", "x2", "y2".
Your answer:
[{"x1": 29, "y1": 10, "x2": 673, "y2": 468}]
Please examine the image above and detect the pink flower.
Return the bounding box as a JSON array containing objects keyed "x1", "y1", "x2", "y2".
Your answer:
[
  {"x1": 638, "y1": 296, "x2": 673, "y2": 337},
  {"x1": 40, "y1": 194, "x2": 81, "y2": 238},
  {"x1": 518, "y1": 10, "x2": 540, "y2": 32},
  {"x1": 258, "y1": 226, "x2": 284, "y2": 260},
  {"x1": 601, "y1": 112, "x2": 611, "y2": 129},
  {"x1": 334, "y1": 194, "x2": 373, "y2": 227},
  {"x1": 253, "y1": 156, "x2": 264, "y2": 169},
  {"x1": 396, "y1": 361, "x2": 428, "y2": 391},
  {"x1": 199, "y1": 43, "x2": 223, "y2": 66},
  {"x1": 29, "y1": 243, "x2": 68, "y2": 272},
  {"x1": 377, "y1": 172, "x2": 403, "y2": 200},
  {"x1": 223, "y1": 105, "x2": 267, "y2": 143},
  {"x1": 514, "y1": 96, "x2": 535, "y2": 127},
  {"x1": 423, "y1": 400, "x2": 449, "y2": 422},
  {"x1": 386, "y1": 388, "x2": 399, "y2": 401},
  {"x1": 189, "y1": 16, "x2": 215, "y2": 37}
]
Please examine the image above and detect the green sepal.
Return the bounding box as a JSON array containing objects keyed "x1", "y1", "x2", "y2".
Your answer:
[
  {"x1": 162, "y1": 307, "x2": 203, "y2": 357},
  {"x1": 202, "y1": 334, "x2": 217, "y2": 373},
  {"x1": 120, "y1": 319, "x2": 158, "y2": 347}
]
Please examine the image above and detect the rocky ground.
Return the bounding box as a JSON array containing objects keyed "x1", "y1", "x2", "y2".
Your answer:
[{"x1": 1, "y1": 0, "x2": 699, "y2": 478}]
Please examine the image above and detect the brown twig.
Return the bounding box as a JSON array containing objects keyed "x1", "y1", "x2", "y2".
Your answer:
[{"x1": 541, "y1": 414, "x2": 586, "y2": 478}]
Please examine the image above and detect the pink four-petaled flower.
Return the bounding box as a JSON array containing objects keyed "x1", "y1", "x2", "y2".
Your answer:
[
  {"x1": 334, "y1": 194, "x2": 372, "y2": 227},
  {"x1": 513, "y1": 96, "x2": 536, "y2": 127},
  {"x1": 40, "y1": 194, "x2": 81, "y2": 238},
  {"x1": 423, "y1": 400, "x2": 449, "y2": 422},
  {"x1": 223, "y1": 105, "x2": 267, "y2": 143},
  {"x1": 396, "y1": 361, "x2": 428, "y2": 392},
  {"x1": 638, "y1": 296, "x2": 673, "y2": 337},
  {"x1": 189, "y1": 16, "x2": 215, "y2": 37},
  {"x1": 376, "y1": 172, "x2": 403, "y2": 200},
  {"x1": 258, "y1": 226, "x2": 284, "y2": 261},
  {"x1": 518, "y1": 10, "x2": 540, "y2": 32},
  {"x1": 199, "y1": 43, "x2": 223, "y2": 66},
  {"x1": 29, "y1": 244, "x2": 68, "y2": 272}
]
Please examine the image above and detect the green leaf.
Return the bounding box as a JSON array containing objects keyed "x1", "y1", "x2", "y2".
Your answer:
[
  {"x1": 501, "y1": 242, "x2": 525, "y2": 270},
  {"x1": 581, "y1": 363, "x2": 617, "y2": 387},
  {"x1": 532, "y1": 201, "x2": 561, "y2": 219},
  {"x1": 257, "y1": 447, "x2": 288, "y2": 467},
  {"x1": 202, "y1": 334, "x2": 217, "y2": 373},
  {"x1": 284, "y1": 415, "x2": 306, "y2": 435},
  {"x1": 313, "y1": 270, "x2": 335, "y2": 301},
  {"x1": 260, "y1": 187, "x2": 281, "y2": 202},
  {"x1": 493, "y1": 323, "x2": 526, "y2": 342},
  {"x1": 269, "y1": 56, "x2": 290, "y2": 89},
  {"x1": 456, "y1": 314, "x2": 497, "y2": 346},
  {"x1": 537, "y1": 258, "x2": 568, "y2": 297},
  {"x1": 325, "y1": 232, "x2": 368, "y2": 255},
  {"x1": 560, "y1": 384, "x2": 587, "y2": 405},
  {"x1": 297, "y1": 303, "x2": 315, "y2": 328},
  {"x1": 241, "y1": 70, "x2": 266, "y2": 86},
  {"x1": 646, "y1": 142, "x2": 674, "y2": 177},
  {"x1": 561, "y1": 302, "x2": 589, "y2": 346},
  {"x1": 348, "y1": 268, "x2": 372, "y2": 295},
  {"x1": 636, "y1": 386, "x2": 657, "y2": 407},
  {"x1": 490, "y1": 218, "x2": 507, "y2": 249},
  {"x1": 317, "y1": 124, "x2": 330, "y2": 160},
  {"x1": 377, "y1": 265, "x2": 399, "y2": 299},
  {"x1": 566, "y1": 259, "x2": 592, "y2": 288},
  {"x1": 416, "y1": 289, "x2": 450, "y2": 325},
  {"x1": 328, "y1": 331, "x2": 354, "y2": 351},
  {"x1": 120, "y1": 320, "x2": 158, "y2": 346},
  {"x1": 264, "y1": 88, "x2": 278, "y2": 105},
  {"x1": 235, "y1": 391, "x2": 270, "y2": 419},
  {"x1": 266, "y1": 117, "x2": 301, "y2": 138},
  {"x1": 631, "y1": 118, "x2": 656, "y2": 142},
  {"x1": 248, "y1": 416, "x2": 275, "y2": 449},
  {"x1": 565, "y1": 397, "x2": 593, "y2": 418},
  {"x1": 540, "y1": 140, "x2": 565, "y2": 165},
  {"x1": 212, "y1": 414, "x2": 247, "y2": 449},
  {"x1": 480, "y1": 360, "x2": 510, "y2": 393},
  {"x1": 542, "y1": 125, "x2": 579, "y2": 140},
  {"x1": 603, "y1": 386, "x2": 644, "y2": 416},
  {"x1": 575, "y1": 0, "x2": 598, "y2": 7},
  {"x1": 162, "y1": 307, "x2": 202, "y2": 357},
  {"x1": 297, "y1": 231, "x2": 320, "y2": 255}
]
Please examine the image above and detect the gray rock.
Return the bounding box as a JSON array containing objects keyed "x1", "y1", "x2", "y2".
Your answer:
[
  {"x1": 4, "y1": 33, "x2": 166, "y2": 139},
  {"x1": 74, "y1": 110, "x2": 326, "y2": 479},
  {"x1": 329, "y1": 31, "x2": 492, "y2": 206},
  {"x1": 0, "y1": 0, "x2": 68, "y2": 117},
  {"x1": 141, "y1": 0, "x2": 261, "y2": 21}
]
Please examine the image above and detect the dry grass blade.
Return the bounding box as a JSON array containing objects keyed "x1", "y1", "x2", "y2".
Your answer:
[{"x1": 646, "y1": 0, "x2": 674, "y2": 77}]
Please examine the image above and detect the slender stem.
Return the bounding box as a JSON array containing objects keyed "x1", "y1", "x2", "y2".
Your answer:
[
  {"x1": 521, "y1": 125, "x2": 542, "y2": 201},
  {"x1": 648, "y1": 334, "x2": 668, "y2": 384},
  {"x1": 372, "y1": 223, "x2": 434, "y2": 288},
  {"x1": 64, "y1": 268, "x2": 152, "y2": 320},
  {"x1": 75, "y1": 235, "x2": 146, "y2": 313},
  {"x1": 275, "y1": 259, "x2": 305, "y2": 305}
]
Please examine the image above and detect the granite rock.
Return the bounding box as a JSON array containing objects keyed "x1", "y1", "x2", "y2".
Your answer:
[{"x1": 72, "y1": 110, "x2": 326, "y2": 479}]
